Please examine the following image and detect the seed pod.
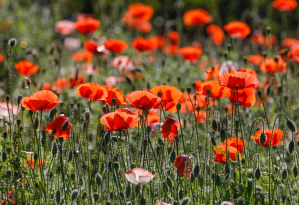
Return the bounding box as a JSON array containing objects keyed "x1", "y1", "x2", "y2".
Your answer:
[
  {"x1": 212, "y1": 120, "x2": 218, "y2": 131},
  {"x1": 140, "y1": 197, "x2": 146, "y2": 205},
  {"x1": 81, "y1": 191, "x2": 87, "y2": 200},
  {"x1": 62, "y1": 121, "x2": 69, "y2": 131},
  {"x1": 176, "y1": 103, "x2": 181, "y2": 112},
  {"x1": 220, "y1": 129, "x2": 226, "y2": 142},
  {"x1": 95, "y1": 173, "x2": 102, "y2": 185},
  {"x1": 193, "y1": 165, "x2": 200, "y2": 178},
  {"x1": 166, "y1": 177, "x2": 173, "y2": 189},
  {"x1": 135, "y1": 184, "x2": 140, "y2": 195},
  {"x1": 255, "y1": 168, "x2": 261, "y2": 180},
  {"x1": 215, "y1": 174, "x2": 221, "y2": 186},
  {"x1": 34, "y1": 118, "x2": 39, "y2": 129},
  {"x1": 260, "y1": 132, "x2": 266, "y2": 146},
  {"x1": 55, "y1": 190, "x2": 61, "y2": 204},
  {"x1": 282, "y1": 169, "x2": 288, "y2": 180},
  {"x1": 2, "y1": 152, "x2": 7, "y2": 162},
  {"x1": 206, "y1": 89, "x2": 211, "y2": 97},
  {"x1": 170, "y1": 151, "x2": 176, "y2": 163},
  {"x1": 289, "y1": 141, "x2": 295, "y2": 154},
  {"x1": 158, "y1": 91, "x2": 162, "y2": 97},
  {"x1": 287, "y1": 120, "x2": 296, "y2": 132},
  {"x1": 190, "y1": 173, "x2": 196, "y2": 183},
  {"x1": 126, "y1": 184, "x2": 131, "y2": 198},
  {"x1": 180, "y1": 197, "x2": 191, "y2": 205},
  {"x1": 111, "y1": 98, "x2": 117, "y2": 105},
  {"x1": 71, "y1": 189, "x2": 79, "y2": 201},
  {"x1": 85, "y1": 108, "x2": 91, "y2": 121},
  {"x1": 247, "y1": 178, "x2": 253, "y2": 197}
]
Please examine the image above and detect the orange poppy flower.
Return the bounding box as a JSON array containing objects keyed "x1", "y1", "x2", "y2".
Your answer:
[
  {"x1": 14, "y1": 60, "x2": 39, "y2": 76},
  {"x1": 69, "y1": 74, "x2": 87, "y2": 89},
  {"x1": 225, "y1": 87, "x2": 256, "y2": 107},
  {"x1": 42, "y1": 82, "x2": 52, "y2": 91},
  {"x1": 84, "y1": 40, "x2": 107, "y2": 55},
  {"x1": 183, "y1": 9, "x2": 213, "y2": 26},
  {"x1": 169, "y1": 31, "x2": 180, "y2": 45},
  {"x1": 194, "y1": 80, "x2": 204, "y2": 91},
  {"x1": 219, "y1": 69, "x2": 258, "y2": 89},
  {"x1": 206, "y1": 25, "x2": 225, "y2": 45},
  {"x1": 76, "y1": 83, "x2": 108, "y2": 101},
  {"x1": 71, "y1": 50, "x2": 93, "y2": 63},
  {"x1": 126, "y1": 90, "x2": 161, "y2": 110},
  {"x1": 163, "y1": 44, "x2": 180, "y2": 55},
  {"x1": 195, "y1": 110, "x2": 207, "y2": 123},
  {"x1": 174, "y1": 155, "x2": 192, "y2": 178},
  {"x1": 250, "y1": 30, "x2": 264, "y2": 45},
  {"x1": 130, "y1": 37, "x2": 155, "y2": 51},
  {"x1": 55, "y1": 78, "x2": 67, "y2": 92},
  {"x1": 179, "y1": 92, "x2": 195, "y2": 113},
  {"x1": 134, "y1": 109, "x2": 160, "y2": 126},
  {"x1": 224, "y1": 21, "x2": 251, "y2": 39},
  {"x1": 0, "y1": 53, "x2": 4, "y2": 63},
  {"x1": 115, "y1": 108, "x2": 139, "y2": 127},
  {"x1": 222, "y1": 137, "x2": 246, "y2": 153},
  {"x1": 180, "y1": 47, "x2": 202, "y2": 63},
  {"x1": 260, "y1": 56, "x2": 286, "y2": 73},
  {"x1": 247, "y1": 55, "x2": 263, "y2": 66},
  {"x1": 282, "y1": 38, "x2": 299, "y2": 48},
  {"x1": 25, "y1": 155, "x2": 45, "y2": 169},
  {"x1": 74, "y1": 17, "x2": 100, "y2": 35},
  {"x1": 148, "y1": 35, "x2": 166, "y2": 50},
  {"x1": 135, "y1": 20, "x2": 152, "y2": 33},
  {"x1": 100, "y1": 86, "x2": 125, "y2": 106},
  {"x1": 272, "y1": 0, "x2": 297, "y2": 11},
  {"x1": 46, "y1": 114, "x2": 73, "y2": 140},
  {"x1": 264, "y1": 35, "x2": 277, "y2": 47},
  {"x1": 197, "y1": 81, "x2": 227, "y2": 99},
  {"x1": 21, "y1": 90, "x2": 62, "y2": 111},
  {"x1": 104, "y1": 39, "x2": 128, "y2": 53},
  {"x1": 127, "y1": 3, "x2": 154, "y2": 22},
  {"x1": 150, "y1": 85, "x2": 183, "y2": 103},
  {"x1": 194, "y1": 94, "x2": 214, "y2": 108},
  {"x1": 100, "y1": 111, "x2": 139, "y2": 131},
  {"x1": 161, "y1": 117, "x2": 180, "y2": 145},
  {"x1": 289, "y1": 46, "x2": 299, "y2": 62},
  {"x1": 204, "y1": 64, "x2": 220, "y2": 80},
  {"x1": 152, "y1": 100, "x2": 179, "y2": 113},
  {"x1": 239, "y1": 68, "x2": 257, "y2": 77},
  {"x1": 213, "y1": 144, "x2": 240, "y2": 164},
  {"x1": 251, "y1": 129, "x2": 283, "y2": 147}
]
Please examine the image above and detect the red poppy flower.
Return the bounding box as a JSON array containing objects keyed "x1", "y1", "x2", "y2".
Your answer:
[
  {"x1": 224, "y1": 21, "x2": 251, "y2": 39},
  {"x1": 180, "y1": 47, "x2": 202, "y2": 63},
  {"x1": 84, "y1": 40, "x2": 107, "y2": 55},
  {"x1": 179, "y1": 92, "x2": 195, "y2": 113},
  {"x1": 104, "y1": 39, "x2": 128, "y2": 53},
  {"x1": 150, "y1": 85, "x2": 183, "y2": 103},
  {"x1": 204, "y1": 64, "x2": 220, "y2": 80},
  {"x1": 251, "y1": 129, "x2": 283, "y2": 147},
  {"x1": 55, "y1": 78, "x2": 67, "y2": 92},
  {"x1": 173, "y1": 155, "x2": 192, "y2": 178},
  {"x1": 130, "y1": 37, "x2": 155, "y2": 51},
  {"x1": 247, "y1": 55, "x2": 263, "y2": 66},
  {"x1": 250, "y1": 30, "x2": 264, "y2": 45},
  {"x1": 25, "y1": 155, "x2": 45, "y2": 169},
  {"x1": 239, "y1": 68, "x2": 257, "y2": 77},
  {"x1": 282, "y1": 38, "x2": 299, "y2": 48},
  {"x1": 127, "y1": 3, "x2": 154, "y2": 22},
  {"x1": 55, "y1": 20, "x2": 75, "y2": 35},
  {"x1": 163, "y1": 44, "x2": 180, "y2": 55},
  {"x1": 272, "y1": 0, "x2": 297, "y2": 11},
  {"x1": 147, "y1": 35, "x2": 166, "y2": 50},
  {"x1": 289, "y1": 46, "x2": 299, "y2": 62},
  {"x1": 14, "y1": 60, "x2": 39, "y2": 76},
  {"x1": 260, "y1": 56, "x2": 286, "y2": 73},
  {"x1": 133, "y1": 109, "x2": 160, "y2": 126},
  {"x1": 264, "y1": 35, "x2": 277, "y2": 47},
  {"x1": 0, "y1": 53, "x2": 4, "y2": 63},
  {"x1": 222, "y1": 137, "x2": 246, "y2": 153},
  {"x1": 169, "y1": 31, "x2": 180, "y2": 45},
  {"x1": 183, "y1": 9, "x2": 213, "y2": 26},
  {"x1": 126, "y1": 90, "x2": 161, "y2": 110},
  {"x1": 213, "y1": 145, "x2": 240, "y2": 164},
  {"x1": 100, "y1": 111, "x2": 139, "y2": 131},
  {"x1": 194, "y1": 80, "x2": 204, "y2": 91},
  {"x1": 219, "y1": 69, "x2": 258, "y2": 89},
  {"x1": 161, "y1": 117, "x2": 180, "y2": 145},
  {"x1": 206, "y1": 25, "x2": 225, "y2": 45},
  {"x1": 69, "y1": 74, "x2": 87, "y2": 89},
  {"x1": 42, "y1": 82, "x2": 52, "y2": 91},
  {"x1": 100, "y1": 86, "x2": 125, "y2": 106},
  {"x1": 76, "y1": 83, "x2": 108, "y2": 101},
  {"x1": 74, "y1": 17, "x2": 100, "y2": 35},
  {"x1": 71, "y1": 50, "x2": 93, "y2": 63},
  {"x1": 46, "y1": 114, "x2": 73, "y2": 140},
  {"x1": 135, "y1": 20, "x2": 152, "y2": 33},
  {"x1": 21, "y1": 90, "x2": 62, "y2": 111},
  {"x1": 194, "y1": 94, "x2": 214, "y2": 108},
  {"x1": 197, "y1": 81, "x2": 227, "y2": 99}
]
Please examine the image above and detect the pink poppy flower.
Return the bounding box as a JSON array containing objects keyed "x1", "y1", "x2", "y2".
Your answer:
[
  {"x1": 81, "y1": 64, "x2": 99, "y2": 75},
  {"x1": 157, "y1": 201, "x2": 172, "y2": 205},
  {"x1": 104, "y1": 76, "x2": 124, "y2": 87},
  {"x1": 125, "y1": 168, "x2": 155, "y2": 185},
  {"x1": 64, "y1": 37, "x2": 81, "y2": 50},
  {"x1": 112, "y1": 55, "x2": 134, "y2": 72},
  {"x1": 55, "y1": 20, "x2": 75, "y2": 35},
  {"x1": 0, "y1": 102, "x2": 19, "y2": 119}
]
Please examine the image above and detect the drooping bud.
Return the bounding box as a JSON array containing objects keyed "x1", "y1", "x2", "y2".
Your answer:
[
  {"x1": 34, "y1": 118, "x2": 39, "y2": 129},
  {"x1": 62, "y1": 121, "x2": 69, "y2": 131},
  {"x1": 95, "y1": 173, "x2": 102, "y2": 185},
  {"x1": 125, "y1": 184, "x2": 131, "y2": 198},
  {"x1": 52, "y1": 142, "x2": 57, "y2": 155},
  {"x1": 70, "y1": 189, "x2": 79, "y2": 201},
  {"x1": 287, "y1": 120, "x2": 296, "y2": 132},
  {"x1": 260, "y1": 132, "x2": 266, "y2": 146},
  {"x1": 289, "y1": 141, "x2": 295, "y2": 154},
  {"x1": 170, "y1": 151, "x2": 176, "y2": 163},
  {"x1": 17, "y1": 94, "x2": 22, "y2": 104},
  {"x1": 8, "y1": 38, "x2": 17, "y2": 47},
  {"x1": 166, "y1": 177, "x2": 173, "y2": 189}
]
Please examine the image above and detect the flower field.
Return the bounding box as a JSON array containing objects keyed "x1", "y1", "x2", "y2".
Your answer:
[{"x1": 1, "y1": 0, "x2": 299, "y2": 204}]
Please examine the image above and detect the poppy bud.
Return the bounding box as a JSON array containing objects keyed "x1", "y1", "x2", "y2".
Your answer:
[
  {"x1": 176, "y1": 103, "x2": 181, "y2": 111},
  {"x1": 100, "y1": 162, "x2": 105, "y2": 173},
  {"x1": 157, "y1": 91, "x2": 162, "y2": 97},
  {"x1": 135, "y1": 184, "x2": 140, "y2": 194},
  {"x1": 206, "y1": 89, "x2": 211, "y2": 97},
  {"x1": 102, "y1": 106, "x2": 108, "y2": 114},
  {"x1": 211, "y1": 137, "x2": 216, "y2": 146},
  {"x1": 84, "y1": 108, "x2": 91, "y2": 121},
  {"x1": 158, "y1": 138, "x2": 164, "y2": 146},
  {"x1": 274, "y1": 57, "x2": 278, "y2": 63},
  {"x1": 143, "y1": 139, "x2": 148, "y2": 148},
  {"x1": 17, "y1": 94, "x2": 22, "y2": 105},
  {"x1": 260, "y1": 132, "x2": 266, "y2": 146},
  {"x1": 93, "y1": 193, "x2": 99, "y2": 202},
  {"x1": 140, "y1": 197, "x2": 146, "y2": 205},
  {"x1": 111, "y1": 98, "x2": 117, "y2": 105},
  {"x1": 108, "y1": 161, "x2": 113, "y2": 172},
  {"x1": 257, "y1": 90, "x2": 262, "y2": 98},
  {"x1": 105, "y1": 201, "x2": 111, "y2": 205},
  {"x1": 212, "y1": 120, "x2": 217, "y2": 131},
  {"x1": 126, "y1": 184, "x2": 131, "y2": 198},
  {"x1": 21, "y1": 106, "x2": 25, "y2": 111},
  {"x1": 293, "y1": 165, "x2": 298, "y2": 178},
  {"x1": 282, "y1": 169, "x2": 288, "y2": 180},
  {"x1": 170, "y1": 151, "x2": 176, "y2": 163},
  {"x1": 62, "y1": 121, "x2": 69, "y2": 131},
  {"x1": 95, "y1": 173, "x2": 102, "y2": 185},
  {"x1": 186, "y1": 87, "x2": 192, "y2": 94},
  {"x1": 130, "y1": 163, "x2": 135, "y2": 169},
  {"x1": 289, "y1": 141, "x2": 295, "y2": 154},
  {"x1": 178, "y1": 189, "x2": 184, "y2": 200},
  {"x1": 263, "y1": 52, "x2": 267, "y2": 58},
  {"x1": 34, "y1": 118, "x2": 39, "y2": 129},
  {"x1": 255, "y1": 168, "x2": 261, "y2": 180},
  {"x1": 266, "y1": 26, "x2": 271, "y2": 35},
  {"x1": 34, "y1": 153, "x2": 39, "y2": 161},
  {"x1": 190, "y1": 173, "x2": 196, "y2": 183},
  {"x1": 287, "y1": 120, "x2": 296, "y2": 132},
  {"x1": 193, "y1": 165, "x2": 200, "y2": 178},
  {"x1": 243, "y1": 56, "x2": 247, "y2": 64},
  {"x1": 166, "y1": 176, "x2": 173, "y2": 188},
  {"x1": 113, "y1": 162, "x2": 119, "y2": 171},
  {"x1": 68, "y1": 151, "x2": 73, "y2": 161},
  {"x1": 59, "y1": 137, "x2": 64, "y2": 144},
  {"x1": 17, "y1": 119, "x2": 21, "y2": 126},
  {"x1": 70, "y1": 189, "x2": 79, "y2": 201},
  {"x1": 119, "y1": 191, "x2": 125, "y2": 200},
  {"x1": 52, "y1": 142, "x2": 57, "y2": 155},
  {"x1": 81, "y1": 191, "x2": 87, "y2": 200},
  {"x1": 9, "y1": 38, "x2": 17, "y2": 47},
  {"x1": 2, "y1": 152, "x2": 7, "y2": 162},
  {"x1": 76, "y1": 103, "x2": 81, "y2": 109},
  {"x1": 196, "y1": 106, "x2": 200, "y2": 112},
  {"x1": 55, "y1": 190, "x2": 61, "y2": 204},
  {"x1": 180, "y1": 197, "x2": 191, "y2": 205}
]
